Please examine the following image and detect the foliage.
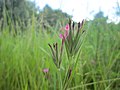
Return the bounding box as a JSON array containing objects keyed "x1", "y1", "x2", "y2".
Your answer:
[
  {"x1": 0, "y1": 1, "x2": 71, "y2": 34},
  {"x1": 0, "y1": 16, "x2": 120, "y2": 90},
  {"x1": 39, "y1": 4, "x2": 71, "y2": 28},
  {"x1": 0, "y1": 0, "x2": 39, "y2": 32},
  {"x1": 0, "y1": 0, "x2": 38, "y2": 20},
  {"x1": 94, "y1": 11, "x2": 105, "y2": 19},
  {"x1": 0, "y1": 1, "x2": 120, "y2": 90}
]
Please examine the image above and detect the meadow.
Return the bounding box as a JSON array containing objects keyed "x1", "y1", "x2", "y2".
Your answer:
[{"x1": 0, "y1": 17, "x2": 120, "y2": 90}]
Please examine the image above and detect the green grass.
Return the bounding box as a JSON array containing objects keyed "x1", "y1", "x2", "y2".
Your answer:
[{"x1": 0, "y1": 19, "x2": 120, "y2": 90}]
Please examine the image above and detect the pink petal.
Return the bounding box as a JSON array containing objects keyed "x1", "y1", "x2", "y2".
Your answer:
[
  {"x1": 65, "y1": 24, "x2": 70, "y2": 31},
  {"x1": 59, "y1": 34, "x2": 63, "y2": 39},
  {"x1": 43, "y1": 68, "x2": 49, "y2": 73},
  {"x1": 64, "y1": 30, "x2": 68, "y2": 39}
]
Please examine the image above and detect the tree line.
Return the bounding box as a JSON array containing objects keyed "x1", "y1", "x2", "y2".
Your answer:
[
  {"x1": 0, "y1": 0, "x2": 71, "y2": 32},
  {"x1": 0, "y1": 0, "x2": 119, "y2": 33}
]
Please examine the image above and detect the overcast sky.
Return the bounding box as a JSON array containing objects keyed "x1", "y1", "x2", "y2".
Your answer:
[{"x1": 33, "y1": 0, "x2": 120, "y2": 23}]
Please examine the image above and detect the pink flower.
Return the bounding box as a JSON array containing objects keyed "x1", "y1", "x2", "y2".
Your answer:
[
  {"x1": 64, "y1": 30, "x2": 68, "y2": 38},
  {"x1": 43, "y1": 68, "x2": 49, "y2": 73},
  {"x1": 65, "y1": 24, "x2": 70, "y2": 31},
  {"x1": 59, "y1": 24, "x2": 69, "y2": 39},
  {"x1": 59, "y1": 34, "x2": 63, "y2": 39},
  {"x1": 59, "y1": 30, "x2": 68, "y2": 39}
]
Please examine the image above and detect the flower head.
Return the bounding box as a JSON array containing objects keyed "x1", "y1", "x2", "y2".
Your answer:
[
  {"x1": 43, "y1": 68, "x2": 49, "y2": 73},
  {"x1": 59, "y1": 34, "x2": 63, "y2": 39},
  {"x1": 59, "y1": 19, "x2": 86, "y2": 58},
  {"x1": 65, "y1": 24, "x2": 70, "y2": 31},
  {"x1": 59, "y1": 24, "x2": 69, "y2": 39},
  {"x1": 59, "y1": 30, "x2": 68, "y2": 39}
]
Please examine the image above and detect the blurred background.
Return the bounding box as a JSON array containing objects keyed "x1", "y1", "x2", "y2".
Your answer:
[
  {"x1": 0, "y1": 0, "x2": 120, "y2": 90},
  {"x1": 32, "y1": 0, "x2": 120, "y2": 23},
  {"x1": 0, "y1": 0, "x2": 120, "y2": 30}
]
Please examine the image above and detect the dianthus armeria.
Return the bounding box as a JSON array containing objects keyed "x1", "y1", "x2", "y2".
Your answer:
[
  {"x1": 59, "y1": 19, "x2": 86, "y2": 59},
  {"x1": 48, "y1": 19, "x2": 86, "y2": 69},
  {"x1": 43, "y1": 68, "x2": 49, "y2": 73},
  {"x1": 43, "y1": 68, "x2": 49, "y2": 79},
  {"x1": 48, "y1": 24, "x2": 69, "y2": 69}
]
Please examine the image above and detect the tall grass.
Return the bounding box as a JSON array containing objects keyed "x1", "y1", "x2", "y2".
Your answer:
[{"x1": 0, "y1": 16, "x2": 120, "y2": 90}]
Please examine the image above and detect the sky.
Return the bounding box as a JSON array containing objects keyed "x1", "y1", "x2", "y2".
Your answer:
[{"x1": 32, "y1": 0, "x2": 120, "y2": 23}]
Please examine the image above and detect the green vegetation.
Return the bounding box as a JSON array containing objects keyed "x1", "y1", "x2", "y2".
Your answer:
[{"x1": 0, "y1": 1, "x2": 120, "y2": 90}]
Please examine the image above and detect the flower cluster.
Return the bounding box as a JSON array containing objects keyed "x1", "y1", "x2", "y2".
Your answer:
[
  {"x1": 60, "y1": 19, "x2": 85, "y2": 59},
  {"x1": 47, "y1": 19, "x2": 86, "y2": 88},
  {"x1": 48, "y1": 19, "x2": 86, "y2": 68},
  {"x1": 59, "y1": 24, "x2": 69, "y2": 39}
]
